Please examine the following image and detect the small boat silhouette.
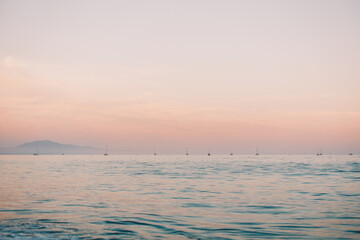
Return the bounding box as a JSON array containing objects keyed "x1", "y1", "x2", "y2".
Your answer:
[
  {"x1": 104, "y1": 145, "x2": 109, "y2": 156},
  {"x1": 33, "y1": 148, "x2": 39, "y2": 156}
]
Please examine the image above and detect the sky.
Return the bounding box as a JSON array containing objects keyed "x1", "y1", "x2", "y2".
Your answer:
[{"x1": 0, "y1": 0, "x2": 359, "y2": 154}]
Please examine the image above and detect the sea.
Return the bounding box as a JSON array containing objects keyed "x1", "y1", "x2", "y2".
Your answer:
[{"x1": 0, "y1": 155, "x2": 359, "y2": 239}]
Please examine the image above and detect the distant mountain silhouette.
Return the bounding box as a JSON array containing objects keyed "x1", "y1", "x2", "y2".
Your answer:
[{"x1": 0, "y1": 140, "x2": 102, "y2": 155}]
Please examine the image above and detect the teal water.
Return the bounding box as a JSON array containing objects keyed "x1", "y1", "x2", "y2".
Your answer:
[{"x1": 0, "y1": 155, "x2": 359, "y2": 239}]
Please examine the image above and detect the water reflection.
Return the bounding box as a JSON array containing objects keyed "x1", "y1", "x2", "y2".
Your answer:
[{"x1": 0, "y1": 155, "x2": 360, "y2": 239}]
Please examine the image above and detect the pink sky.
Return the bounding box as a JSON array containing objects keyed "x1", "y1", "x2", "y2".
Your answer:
[{"x1": 0, "y1": 0, "x2": 359, "y2": 154}]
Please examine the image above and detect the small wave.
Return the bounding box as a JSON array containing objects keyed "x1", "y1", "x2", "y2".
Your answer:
[
  {"x1": 227, "y1": 222, "x2": 263, "y2": 226},
  {"x1": 100, "y1": 219, "x2": 200, "y2": 239},
  {"x1": 103, "y1": 228, "x2": 137, "y2": 236},
  {"x1": 189, "y1": 226, "x2": 301, "y2": 237},
  {"x1": 183, "y1": 203, "x2": 213, "y2": 208},
  {"x1": 247, "y1": 205, "x2": 284, "y2": 209},
  {"x1": 37, "y1": 219, "x2": 70, "y2": 224},
  {"x1": 312, "y1": 192, "x2": 329, "y2": 196},
  {"x1": 275, "y1": 225, "x2": 324, "y2": 229}
]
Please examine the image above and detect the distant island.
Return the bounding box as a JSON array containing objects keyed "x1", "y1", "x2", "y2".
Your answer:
[{"x1": 0, "y1": 140, "x2": 103, "y2": 155}]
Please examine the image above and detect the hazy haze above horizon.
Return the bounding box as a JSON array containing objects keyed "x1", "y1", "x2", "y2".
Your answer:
[{"x1": 0, "y1": 0, "x2": 359, "y2": 154}]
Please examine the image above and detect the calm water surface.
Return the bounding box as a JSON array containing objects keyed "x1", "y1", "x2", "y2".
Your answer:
[{"x1": 0, "y1": 155, "x2": 359, "y2": 239}]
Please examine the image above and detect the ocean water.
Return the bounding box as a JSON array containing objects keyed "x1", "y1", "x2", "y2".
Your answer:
[{"x1": 0, "y1": 155, "x2": 359, "y2": 239}]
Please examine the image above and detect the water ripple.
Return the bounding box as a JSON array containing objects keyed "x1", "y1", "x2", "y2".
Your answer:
[{"x1": 1, "y1": 155, "x2": 360, "y2": 239}]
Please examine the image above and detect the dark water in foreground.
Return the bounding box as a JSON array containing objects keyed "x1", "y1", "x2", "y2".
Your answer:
[{"x1": 0, "y1": 155, "x2": 359, "y2": 239}]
